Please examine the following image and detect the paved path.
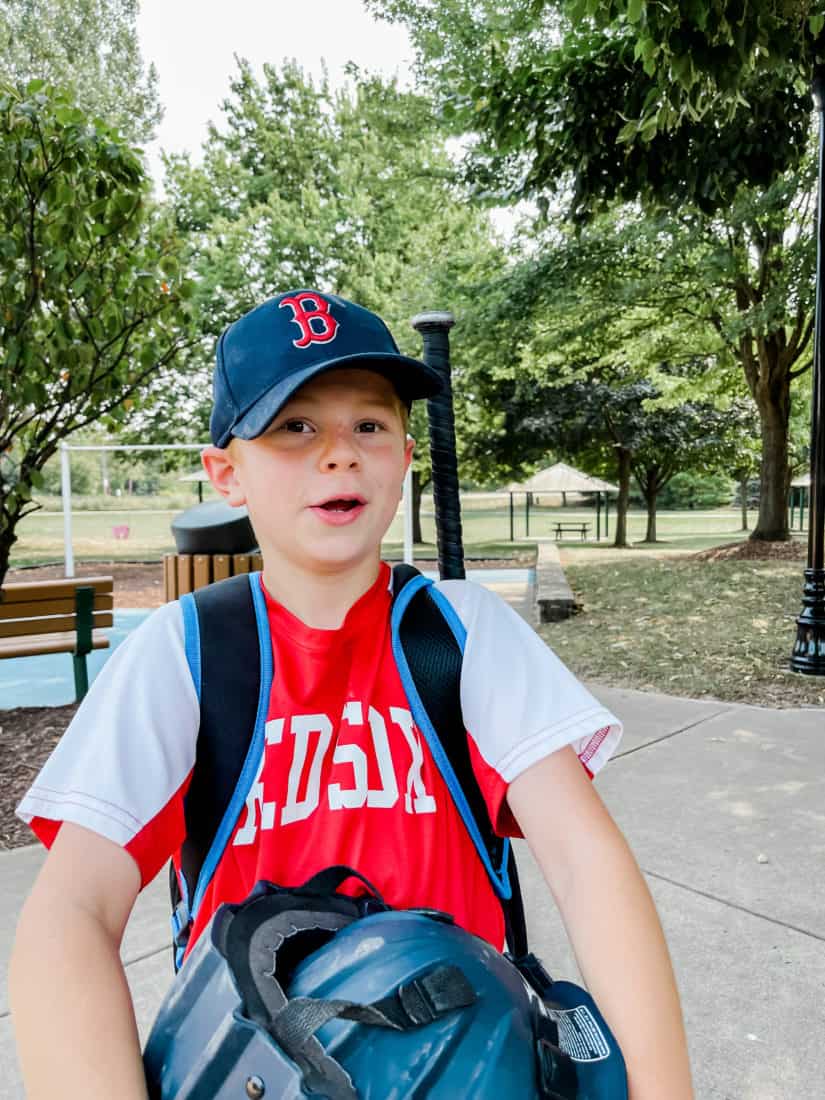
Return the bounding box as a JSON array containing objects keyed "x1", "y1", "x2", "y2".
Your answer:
[{"x1": 1, "y1": 574, "x2": 823, "y2": 1098}]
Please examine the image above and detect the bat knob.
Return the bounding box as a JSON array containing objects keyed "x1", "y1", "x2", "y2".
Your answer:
[{"x1": 412, "y1": 311, "x2": 455, "y2": 333}]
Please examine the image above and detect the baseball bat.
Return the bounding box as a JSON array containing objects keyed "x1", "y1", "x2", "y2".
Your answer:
[
  {"x1": 412, "y1": 310, "x2": 529, "y2": 958},
  {"x1": 411, "y1": 311, "x2": 465, "y2": 581}
]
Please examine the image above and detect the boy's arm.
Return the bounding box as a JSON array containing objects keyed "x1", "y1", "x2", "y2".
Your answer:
[
  {"x1": 9, "y1": 822, "x2": 149, "y2": 1100},
  {"x1": 507, "y1": 745, "x2": 694, "y2": 1100}
]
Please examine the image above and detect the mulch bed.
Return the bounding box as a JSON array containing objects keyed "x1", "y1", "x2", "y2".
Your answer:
[
  {"x1": 693, "y1": 539, "x2": 806, "y2": 563},
  {"x1": 0, "y1": 703, "x2": 78, "y2": 849}
]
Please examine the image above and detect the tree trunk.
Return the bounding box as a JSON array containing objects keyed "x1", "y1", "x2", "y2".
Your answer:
[
  {"x1": 0, "y1": 522, "x2": 15, "y2": 588},
  {"x1": 740, "y1": 475, "x2": 749, "y2": 531},
  {"x1": 0, "y1": 497, "x2": 25, "y2": 588},
  {"x1": 643, "y1": 486, "x2": 658, "y2": 543},
  {"x1": 751, "y1": 378, "x2": 791, "y2": 541},
  {"x1": 411, "y1": 470, "x2": 424, "y2": 545},
  {"x1": 613, "y1": 447, "x2": 632, "y2": 548}
]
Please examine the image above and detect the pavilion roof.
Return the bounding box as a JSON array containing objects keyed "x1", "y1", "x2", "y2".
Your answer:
[{"x1": 511, "y1": 461, "x2": 618, "y2": 494}]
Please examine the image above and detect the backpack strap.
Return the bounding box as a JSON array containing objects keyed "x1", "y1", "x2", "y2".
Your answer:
[
  {"x1": 390, "y1": 563, "x2": 529, "y2": 958},
  {"x1": 172, "y1": 571, "x2": 272, "y2": 968}
]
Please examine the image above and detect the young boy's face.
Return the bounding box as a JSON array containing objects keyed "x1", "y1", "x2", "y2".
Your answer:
[{"x1": 203, "y1": 368, "x2": 415, "y2": 574}]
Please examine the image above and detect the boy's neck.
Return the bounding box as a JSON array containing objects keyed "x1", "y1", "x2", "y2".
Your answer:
[{"x1": 261, "y1": 552, "x2": 383, "y2": 630}]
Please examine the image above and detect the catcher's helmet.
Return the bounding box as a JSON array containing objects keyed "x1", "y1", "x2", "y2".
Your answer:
[{"x1": 143, "y1": 877, "x2": 581, "y2": 1099}]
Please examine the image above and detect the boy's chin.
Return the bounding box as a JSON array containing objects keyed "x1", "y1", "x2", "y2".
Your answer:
[{"x1": 296, "y1": 538, "x2": 381, "y2": 572}]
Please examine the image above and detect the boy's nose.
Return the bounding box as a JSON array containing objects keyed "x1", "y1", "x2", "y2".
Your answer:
[{"x1": 320, "y1": 431, "x2": 360, "y2": 469}]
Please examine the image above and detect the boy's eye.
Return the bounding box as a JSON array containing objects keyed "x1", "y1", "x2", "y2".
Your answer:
[{"x1": 276, "y1": 418, "x2": 386, "y2": 435}]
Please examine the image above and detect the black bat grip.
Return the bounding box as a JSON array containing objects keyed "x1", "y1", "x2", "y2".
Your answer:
[{"x1": 412, "y1": 311, "x2": 465, "y2": 581}]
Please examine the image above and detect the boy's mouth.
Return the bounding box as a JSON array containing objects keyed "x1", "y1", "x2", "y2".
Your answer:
[
  {"x1": 309, "y1": 494, "x2": 368, "y2": 524},
  {"x1": 319, "y1": 499, "x2": 361, "y2": 512}
]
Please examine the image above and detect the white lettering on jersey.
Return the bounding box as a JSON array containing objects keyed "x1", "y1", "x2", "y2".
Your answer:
[
  {"x1": 232, "y1": 703, "x2": 437, "y2": 845},
  {"x1": 389, "y1": 706, "x2": 437, "y2": 814},
  {"x1": 282, "y1": 714, "x2": 334, "y2": 825},
  {"x1": 231, "y1": 718, "x2": 284, "y2": 846},
  {"x1": 328, "y1": 701, "x2": 368, "y2": 810},
  {"x1": 233, "y1": 754, "x2": 265, "y2": 846},
  {"x1": 366, "y1": 706, "x2": 400, "y2": 808}
]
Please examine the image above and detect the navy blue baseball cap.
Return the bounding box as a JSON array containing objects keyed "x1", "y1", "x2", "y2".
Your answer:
[{"x1": 210, "y1": 290, "x2": 444, "y2": 447}]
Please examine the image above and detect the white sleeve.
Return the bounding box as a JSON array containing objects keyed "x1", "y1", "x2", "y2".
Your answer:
[
  {"x1": 16, "y1": 600, "x2": 199, "y2": 877},
  {"x1": 433, "y1": 578, "x2": 622, "y2": 782}
]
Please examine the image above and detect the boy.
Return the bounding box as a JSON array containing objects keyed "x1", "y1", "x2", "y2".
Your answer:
[{"x1": 10, "y1": 290, "x2": 693, "y2": 1098}]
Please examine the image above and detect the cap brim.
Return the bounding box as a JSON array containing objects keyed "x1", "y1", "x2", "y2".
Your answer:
[{"x1": 223, "y1": 352, "x2": 445, "y2": 445}]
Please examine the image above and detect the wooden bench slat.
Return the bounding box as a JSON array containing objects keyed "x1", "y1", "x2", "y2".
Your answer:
[
  {"x1": 1, "y1": 576, "x2": 114, "y2": 603},
  {"x1": 193, "y1": 555, "x2": 212, "y2": 590},
  {"x1": 0, "y1": 630, "x2": 110, "y2": 659},
  {"x1": 163, "y1": 555, "x2": 177, "y2": 602},
  {"x1": 177, "y1": 555, "x2": 193, "y2": 597},
  {"x1": 0, "y1": 611, "x2": 114, "y2": 639},
  {"x1": 0, "y1": 594, "x2": 113, "y2": 620}
]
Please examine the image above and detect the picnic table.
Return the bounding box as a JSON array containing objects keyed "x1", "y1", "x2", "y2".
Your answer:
[{"x1": 553, "y1": 521, "x2": 590, "y2": 541}]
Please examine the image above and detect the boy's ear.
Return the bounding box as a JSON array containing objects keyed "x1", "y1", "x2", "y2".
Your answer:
[
  {"x1": 201, "y1": 444, "x2": 247, "y2": 507},
  {"x1": 404, "y1": 434, "x2": 415, "y2": 472}
]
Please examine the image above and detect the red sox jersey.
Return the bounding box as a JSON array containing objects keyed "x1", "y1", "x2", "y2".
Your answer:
[{"x1": 17, "y1": 563, "x2": 621, "y2": 954}]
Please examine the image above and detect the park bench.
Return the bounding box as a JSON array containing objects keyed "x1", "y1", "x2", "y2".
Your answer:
[
  {"x1": 0, "y1": 576, "x2": 114, "y2": 701},
  {"x1": 163, "y1": 552, "x2": 264, "y2": 601},
  {"x1": 553, "y1": 521, "x2": 590, "y2": 541}
]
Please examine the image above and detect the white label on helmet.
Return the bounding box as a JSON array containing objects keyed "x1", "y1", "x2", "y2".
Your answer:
[{"x1": 545, "y1": 1005, "x2": 611, "y2": 1062}]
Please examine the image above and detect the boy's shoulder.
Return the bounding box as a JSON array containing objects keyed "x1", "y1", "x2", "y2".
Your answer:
[{"x1": 429, "y1": 574, "x2": 523, "y2": 626}]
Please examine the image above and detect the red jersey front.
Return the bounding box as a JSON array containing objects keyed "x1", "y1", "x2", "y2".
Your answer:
[{"x1": 186, "y1": 564, "x2": 508, "y2": 951}]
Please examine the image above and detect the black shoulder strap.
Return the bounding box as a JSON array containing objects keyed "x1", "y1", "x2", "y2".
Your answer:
[
  {"x1": 391, "y1": 564, "x2": 529, "y2": 959},
  {"x1": 171, "y1": 573, "x2": 260, "y2": 957}
]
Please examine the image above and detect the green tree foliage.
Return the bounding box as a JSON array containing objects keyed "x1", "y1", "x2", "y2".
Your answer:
[
  {"x1": 572, "y1": 1, "x2": 825, "y2": 127},
  {"x1": 495, "y1": 177, "x2": 815, "y2": 539},
  {"x1": 158, "y1": 60, "x2": 510, "y2": 537},
  {"x1": 370, "y1": 0, "x2": 818, "y2": 217},
  {"x1": 0, "y1": 81, "x2": 195, "y2": 582},
  {"x1": 658, "y1": 471, "x2": 734, "y2": 511},
  {"x1": 371, "y1": 0, "x2": 820, "y2": 541},
  {"x1": 0, "y1": 0, "x2": 161, "y2": 142}
]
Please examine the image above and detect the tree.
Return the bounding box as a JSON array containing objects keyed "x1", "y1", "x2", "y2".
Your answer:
[
  {"x1": 370, "y1": 1, "x2": 819, "y2": 216},
  {"x1": 0, "y1": 81, "x2": 194, "y2": 583},
  {"x1": 481, "y1": 190, "x2": 815, "y2": 540},
  {"x1": 628, "y1": 397, "x2": 756, "y2": 543},
  {"x1": 370, "y1": 0, "x2": 821, "y2": 540},
  {"x1": 160, "y1": 60, "x2": 510, "y2": 543},
  {"x1": 486, "y1": 367, "x2": 753, "y2": 546},
  {"x1": 0, "y1": 0, "x2": 161, "y2": 142}
]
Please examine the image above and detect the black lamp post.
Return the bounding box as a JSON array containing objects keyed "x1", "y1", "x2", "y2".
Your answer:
[{"x1": 790, "y1": 67, "x2": 825, "y2": 675}]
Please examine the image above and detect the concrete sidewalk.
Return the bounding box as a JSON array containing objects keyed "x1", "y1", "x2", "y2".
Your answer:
[{"x1": 0, "y1": 575, "x2": 822, "y2": 1097}]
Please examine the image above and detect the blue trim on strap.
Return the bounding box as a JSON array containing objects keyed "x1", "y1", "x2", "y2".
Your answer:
[
  {"x1": 391, "y1": 575, "x2": 511, "y2": 900},
  {"x1": 180, "y1": 593, "x2": 202, "y2": 701},
  {"x1": 188, "y1": 572, "x2": 273, "y2": 929}
]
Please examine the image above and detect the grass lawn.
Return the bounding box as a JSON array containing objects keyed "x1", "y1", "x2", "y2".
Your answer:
[
  {"x1": 10, "y1": 498, "x2": 775, "y2": 568},
  {"x1": 539, "y1": 557, "x2": 825, "y2": 708}
]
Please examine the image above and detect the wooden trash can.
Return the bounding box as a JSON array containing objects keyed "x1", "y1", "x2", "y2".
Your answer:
[{"x1": 163, "y1": 552, "x2": 264, "y2": 602}]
